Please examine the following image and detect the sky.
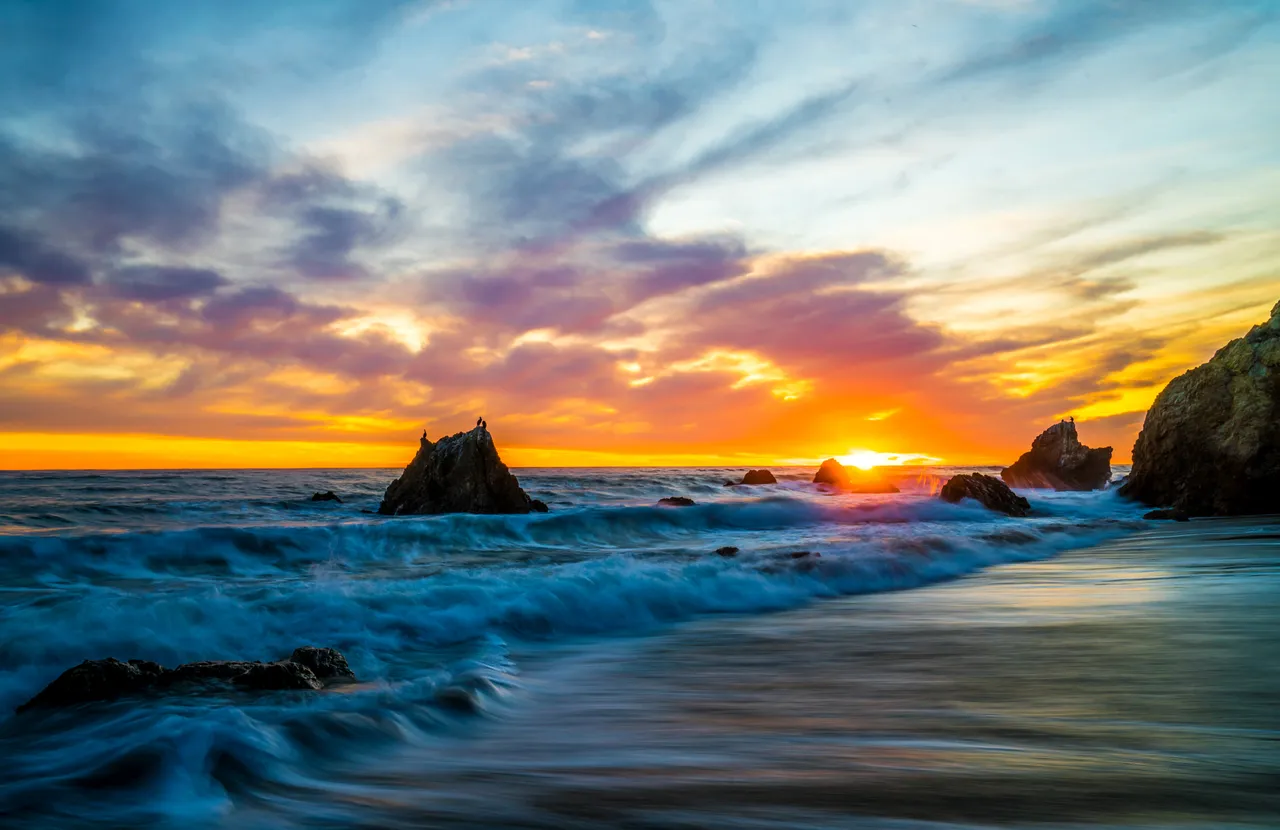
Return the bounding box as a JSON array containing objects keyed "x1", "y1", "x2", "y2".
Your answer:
[{"x1": 0, "y1": 0, "x2": 1278, "y2": 469}]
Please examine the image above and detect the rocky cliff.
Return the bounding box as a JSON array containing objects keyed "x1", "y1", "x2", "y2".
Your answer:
[
  {"x1": 1001, "y1": 420, "x2": 1112, "y2": 491},
  {"x1": 1120, "y1": 300, "x2": 1280, "y2": 516},
  {"x1": 378, "y1": 424, "x2": 547, "y2": 515}
]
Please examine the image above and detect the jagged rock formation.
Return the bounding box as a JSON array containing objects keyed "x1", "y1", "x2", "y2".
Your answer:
[
  {"x1": 940, "y1": 473, "x2": 1032, "y2": 517},
  {"x1": 658, "y1": 496, "x2": 696, "y2": 507},
  {"x1": 16, "y1": 647, "x2": 354, "y2": 712},
  {"x1": 378, "y1": 424, "x2": 548, "y2": 515},
  {"x1": 729, "y1": 469, "x2": 777, "y2": 486},
  {"x1": 1121, "y1": 300, "x2": 1280, "y2": 516},
  {"x1": 812, "y1": 458, "x2": 900, "y2": 493},
  {"x1": 1001, "y1": 421, "x2": 1112, "y2": 491},
  {"x1": 310, "y1": 490, "x2": 342, "y2": 503}
]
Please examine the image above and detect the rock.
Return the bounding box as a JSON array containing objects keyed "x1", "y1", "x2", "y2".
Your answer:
[
  {"x1": 1001, "y1": 420, "x2": 1112, "y2": 491},
  {"x1": 812, "y1": 458, "x2": 900, "y2": 493},
  {"x1": 1120, "y1": 300, "x2": 1280, "y2": 517},
  {"x1": 17, "y1": 648, "x2": 355, "y2": 712},
  {"x1": 289, "y1": 647, "x2": 355, "y2": 681},
  {"x1": 1144, "y1": 509, "x2": 1190, "y2": 522},
  {"x1": 788, "y1": 551, "x2": 819, "y2": 559},
  {"x1": 16, "y1": 658, "x2": 166, "y2": 712},
  {"x1": 378, "y1": 423, "x2": 542, "y2": 515},
  {"x1": 530, "y1": 499, "x2": 549, "y2": 513},
  {"x1": 310, "y1": 491, "x2": 342, "y2": 503},
  {"x1": 813, "y1": 458, "x2": 849, "y2": 486},
  {"x1": 164, "y1": 661, "x2": 259, "y2": 685},
  {"x1": 715, "y1": 546, "x2": 740, "y2": 557},
  {"x1": 940, "y1": 473, "x2": 1032, "y2": 517},
  {"x1": 658, "y1": 496, "x2": 696, "y2": 507},
  {"x1": 235, "y1": 661, "x2": 323, "y2": 691},
  {"x1": 735, "y1": 469, "x2": 777, "y2": 485}
]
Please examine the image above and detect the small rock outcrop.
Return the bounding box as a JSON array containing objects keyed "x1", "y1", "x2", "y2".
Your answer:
[
  {"x1": 235, "y1": 661, "x2": 323, "y2": 691},
  {"x1": 289, "y1": 646, "x2": 355, "y2": 681},
  {"x1": 812, "y1": 458, "x2": 900, "y2": 493},
  {"x1": 940, "y1": 473, "x2": 1032, "y2": 517},
  {"x1": 16, "y1": 647, "x2": 355, "y2": 713},
  {"x1": 715, "y1": 546, "x2": 739, "y2": 557},
  {"x1": 378, "y1": 424, "x2": 545, "y2": 516},
  {"x1": 727, "y1": 469, "x2": 777, "y2": 486},
  {"x1": 1001, "y1": 420, "x2": 1112, "y2": 491},
  {"x1": 1120, "y1": 300, "x2": 1280, "y2": 516},
  {"x1": 658, "y1": 496, "x2": 696, "y2": 507},
  {"x1": 310, "y1": 491, "x2": 342, "y2": 503}
]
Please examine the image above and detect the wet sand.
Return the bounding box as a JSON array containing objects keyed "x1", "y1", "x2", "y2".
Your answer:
[{"x1": 340, "y1": 517, "x2": 1280, "y2": 829}]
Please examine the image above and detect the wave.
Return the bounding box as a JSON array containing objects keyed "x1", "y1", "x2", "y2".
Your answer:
[{"x1": 0, "y1": 495, "x2": 1144, "y2": 713}]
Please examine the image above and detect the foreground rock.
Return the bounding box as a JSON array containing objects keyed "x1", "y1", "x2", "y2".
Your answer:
[
  {"x1": 17, "y1": 647, "x2": 354, "y2": 713},
  {"x1": 1121, "y1": 300, "x2": 1280, "y2": 516},
  {"x1": 812, "y1": 458, "x2": 900, "y2": 493},
  {"x1": 378, "y1": 424, "x2": 547, "y2": 515},
  {"x1": 940, "y1": 473, "x2": 1032, "y2": 517},
  {"x1": 310, "y1": 490, "x2": 342, "y2": 503},
  {"x1": 658, "y1": 496, "x2": 696, "y2": 507},
  {"x1": 726, "y1": 469, "x2": 777, "y2": 486},
  {"x1": 1001, "y1": 420, "x2": 1112, "y2": 491}
]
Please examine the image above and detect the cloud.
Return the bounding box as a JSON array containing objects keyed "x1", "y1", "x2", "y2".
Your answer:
[
  {"x1": 104, "y1": 265, "x2": 228, "y2": 301},
  {"x1": 0, "y1": 226, "x2": 91, "y2": 285}
]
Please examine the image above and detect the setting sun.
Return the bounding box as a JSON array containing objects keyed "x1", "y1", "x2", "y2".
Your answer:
[{"x1": 837, "y1": 450, "x2": 942, "y2": 470}]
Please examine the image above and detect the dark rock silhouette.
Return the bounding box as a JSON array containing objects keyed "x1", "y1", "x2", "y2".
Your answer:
[
  {"x1": 16, "y1": 658, "x2": 165, "y2": 712},
  {"x1": 289, "y1": 646, "x2": 355, "y2": 681},
  {"x1": 715, "y1": 546, "x2": 739, "y2": 557},
  {"x1": 658, "y1": 496, "x2": 696, "y2": 507},
  {"x1": 1001, "y1": 420, "x2": 1112, "y2": 491},
  {"x1": 378, "y1": 423, "x2": 543, "y2": 515},
  {"x1": 940, "y1": 473, "x2": 1032, "y2": 517},
  {"x1": 812, "y1": 458, "x2": 900, "y2": 493},
  {"x1": 16, "y1": 647, "x2": 355, "y2": 712},
  {"x1": 235, "y1": 661, "x2": 322, "y2": 691},
  {"x1": 1121, "y1": 300, "x2": 1280, "y2": 517},
  {"x1": 310, "y1": 490, "x2": 342, "y2": 503},
  {"x1": 728, "y1": 469, "x2": 777, "y2": 486}
]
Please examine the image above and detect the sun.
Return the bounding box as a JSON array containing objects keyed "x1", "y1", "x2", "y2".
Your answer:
[
  {"x1": 839, "y1": 450, "x2": 898, "y2": 470},
  {"x1": 837, "y1": 450, "x2": 942, "y2": 470}
]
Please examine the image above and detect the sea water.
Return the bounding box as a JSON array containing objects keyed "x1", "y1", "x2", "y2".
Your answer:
[{"x1": 2, "y1": 466, "x2": 1276, "y2": 828}]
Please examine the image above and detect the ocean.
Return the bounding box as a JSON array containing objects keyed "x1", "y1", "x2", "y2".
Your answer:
[{"x1": 1, "y1": 466, "x2": 1277, "y2": 828}]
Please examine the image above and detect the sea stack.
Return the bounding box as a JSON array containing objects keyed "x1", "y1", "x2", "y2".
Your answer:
[
  {"x1": 1120, "y1": 300, "x2": 1280, "y2": 517},
  {"x1": 729, "y1": 469, "x2": 777, "y2": 486},
  {"x1": 378, "y1": 423, "x2": 548, "y2": 515},
  {"x1": 1001, "y1": 420, "x2": 1112, "y2": 491},
  {"x1": 812, "y1": 458, "x2": 900, "y2": 493}
]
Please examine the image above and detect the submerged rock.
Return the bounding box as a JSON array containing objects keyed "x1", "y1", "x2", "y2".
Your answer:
[
  {"x1": 940, "y1": 473, "x2": 1032, "y2": 517},
  {"x1": 1001, "y1": 420, "x2": 1112, "y2": 491},
  {"x1": 715, "y1": 546, "x2": 740, "y2": 557},
  {"x1": 658, "y1": 496, "x2": 696, "y2": 507},
  {"x1": 812, "y1": 458, "x2": 900, "y2": 493},
  {"x1": 235, "y1": 661, "x2": 323, "y2": 691},
  {"x1": 310, "y1": 490, "x2": 342, "y2": 503},
  {"x1": 378, "y1": 423, "x2": 543, "y2": 516},
  {"x1": 1121, "y1": 300, "x2": 1280, "y2": 517},
  {"x1": 727, "y1": 469, "x2": 777, "y2": 486},
  {"x1": 289, "y1": 646, "x2": 355, "y2": 681},
  {"x1": 16, "y1": 658, "x2": 166, "y2": 712},
  {"x1": 16, "y1": 647, "x2": 355, "y2": 712}
]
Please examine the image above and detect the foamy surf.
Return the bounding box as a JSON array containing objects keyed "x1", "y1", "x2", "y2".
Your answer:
[{"x1": 0, "y1": 466, "x2": 1155, "y2": 827}]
